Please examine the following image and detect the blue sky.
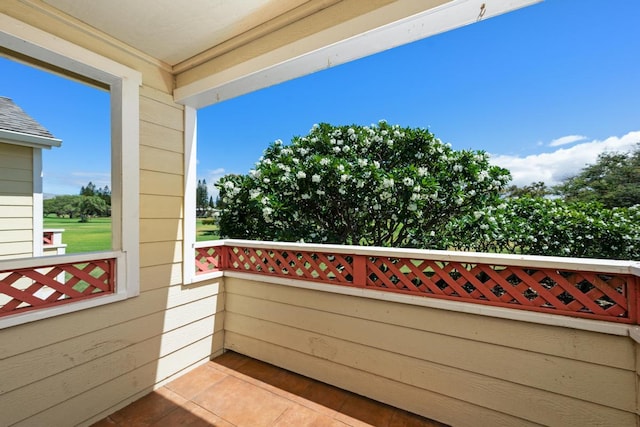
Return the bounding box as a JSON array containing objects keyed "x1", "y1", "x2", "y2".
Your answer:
[{"x1": 1, "y1": 0, "x2": 639, "y2": 195}]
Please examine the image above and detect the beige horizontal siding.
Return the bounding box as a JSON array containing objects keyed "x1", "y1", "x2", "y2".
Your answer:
[
  {"x1": 140, "y1": 194, "x2": 183, "y2": 219},
  {"x1": 227, "y1": 277, "x2": 634, "y2": 369},
  {"x1": 140, "y1": 121, "x2": 183, "y2": 153},
  {"x1": 0, "y1": 218, "x2": 31, "y2": 230},
  {"x1": 0, "y1": 278, "x2": 225, "y2": 425},
  {"x1": 0, "y1": 252, "x2": 30, "y2": 260},
  {"x1": 23, "y1": 333, "x2": 224, "y2": 427},
  {"x1": 0, "y1": 144, "x2": 31, "y2": 169},
  {"x1": 140, "y1": 170, "x2": 182, "y2": 196},
  {"x1": 140, "y1": 218, "x2": 183, "y2": 243},
  {"x1": 140, "y1": 96, "x2": 184, "y2": 131},
  {"x1": 4, "y1": 323, "x2": 221, "y2": 426},
  {"x1": 0, "y1": 241, "x2": 32, "y2": 255},
  {"x1": 0, "y1": 167, "x2": 32, "y2": 182},
  {"x1": 0, "y1": 229, "x2": 32, "y2": 243},
  {"x1": 0, "y1": 195, "x2": 32, "y2": 206},
  {"x1": 0, "y1": 205, "x2": 32, "y2": 217},
  {"x1": 0, "y1": 180, "x2": 32, "y2": 195},
  {"x1": 140, "y1": 145, "x2": 183, "y2": 175},
  {"x1": 226, "y1": 332, "x2": 543, "y2": 427},
  {"x1": 140, "y1": 241, "x2": 183, "y2": 268},
  {"x1": 1, "y1": 294, "x2": 222, "y2": 394},
  {"x1": 224, "y1": 278, "x2": 638, "y2": 427},
  {"x1": 139, "y1": 262, "x2": 183, "y2": 292},
  {"x1": 0, "y1": 280, "x2": 224, "y2": 359}
]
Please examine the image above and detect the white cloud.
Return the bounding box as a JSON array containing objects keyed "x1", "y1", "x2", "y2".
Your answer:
[
  {"x1": 491, "y1": 131, "x2": 640, "y2": 187},
  {"x1": 549, "y1": 134, "x2": 588, "y2": 147},
  {"x1": 203, "y1": 167, "x2": 227, "y2": 200}
]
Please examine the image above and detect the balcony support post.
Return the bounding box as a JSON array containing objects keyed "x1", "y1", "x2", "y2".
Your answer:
[{"x1": 353, "y1": 255, "x2": 367, "y2": 287}]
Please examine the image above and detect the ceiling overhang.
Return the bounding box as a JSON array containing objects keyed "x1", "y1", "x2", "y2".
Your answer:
[
  {"x1": 25, "y1": 0, "x2": 540, "y2": 109},
  {"x1": 173, "y1": 0, "x2": 541, "y2": 109}
]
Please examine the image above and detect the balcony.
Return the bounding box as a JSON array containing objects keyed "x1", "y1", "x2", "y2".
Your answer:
[
  {"x1": 93, "y1": 350, "x2": 446, "y2": 426},
  {"x1": 5, "y1": 239, "x2": 630, "y2": 426}
]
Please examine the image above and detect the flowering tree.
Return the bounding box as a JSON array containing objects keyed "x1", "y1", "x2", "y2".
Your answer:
[
  {"x1": 216, "y1": 121, "x2": 510, "y2": 247},
  {"x1": 449, "y1": 197, "x2": 640, "y2": 260}
]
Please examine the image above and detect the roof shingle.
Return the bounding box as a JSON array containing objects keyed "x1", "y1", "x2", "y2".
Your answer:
[{"x1": 0, "y1": 96, "x2": 57, "y2": 139}]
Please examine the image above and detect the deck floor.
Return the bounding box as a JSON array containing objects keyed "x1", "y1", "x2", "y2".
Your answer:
[{"x1": 92, "y1": 351, "x2": 447, "y2": 426}]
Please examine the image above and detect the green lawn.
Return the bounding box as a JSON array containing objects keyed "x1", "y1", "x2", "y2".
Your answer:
[
  {"x1": 196, "y1": 219, "x2": 219, "y2": 242},
  {"x1": 44, "y1": 216, "x2": 219, "y2": 253},
  {"x1": 44, "y1": 216, "x2": 112, "y2": 253}
]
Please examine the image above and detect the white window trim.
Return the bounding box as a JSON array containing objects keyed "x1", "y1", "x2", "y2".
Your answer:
[
  {"x1": 183, "y1": 106, "x2": 198, "y2": 285},
  {"x1": 0, "y1": 14, "x2": 141, "y2": 328},
  {"x1": 32, "y1": 147, "x2": 43, "y2": 257}
]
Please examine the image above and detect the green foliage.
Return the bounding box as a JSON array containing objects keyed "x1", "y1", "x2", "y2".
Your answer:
[
  {"x1": 216, "y1": 121, "x2": 510, "y2": 247},
  {"x1": 449, "y1": 197, "x2": 639, "y2": 260},
  {"x1": 502, "y1": 181, "x2": 550, "y2": 199},
  {"x1": 196, "y1": 179, "x2": 209, "y2": 217},
  {"x1": 80, "y1": 181, "x2": 111, "y2": 207},
  {"x1": 78, "y1": 195, "x2": 109, "y2": 221},
  {"x1": 44, "y1": 194, "x2": 109, "y2": 221},
  {"x1": 44, "y1": 195, "x2": 82, "y2": 217},
  {"x1": 554, "y1": 144, "x2": 640, "y2": 208}
]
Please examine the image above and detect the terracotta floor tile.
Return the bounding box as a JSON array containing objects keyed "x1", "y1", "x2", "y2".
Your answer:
[
  {"x1": 107, "y1": 387, "x2": 187, "y2": 426},
  {"x1": 150, "y1": 401, "x2": 234, "y2": 427},
  {"x1": 193, "y1": 375, "x2": 292, "y2": 427},
  {"x1": 90, "y1": 417, "x2": 118, "y2": 426},
  {"x1": 334, "y1": 394, "x2": 395, "y2": 427},
  {"x1": 297, "y1": 381, "x2": 353, "y2": 416},
  {"x1": 273, "y1": 405, "x2": 350, "y2": 427},
  {"x1": 269, "y1": 369, "x2": 315, "y2": 396},
  {"x1": 166, "y1": 363, "x2": 228, "y2": 400},
  {"x1": 232, "y1": 358, "x2": 315, "y2": 397},
  {"x1": 210, "y1": 351, "x2": 251, "y2": 370},
  {"x1": 92, "y1": 352, "x2": 448, "y2": 427},
  {"x1": 390, "y1": 409, "x2": 449, "y2": 427}
]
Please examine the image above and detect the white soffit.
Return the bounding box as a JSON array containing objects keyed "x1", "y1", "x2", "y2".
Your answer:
[
  {"x1": 41, "y1": 0, "x2": 309, "y2": 65},
  {"x1": 175, "y1": 0, "x2": 542, "y2": 109}
]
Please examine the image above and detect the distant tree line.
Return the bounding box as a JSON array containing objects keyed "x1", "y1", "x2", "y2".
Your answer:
[
  {"x1": 502, "y1": 144, "x2": 640, "y2": 207},
  {"x1": 196, "y1": 179, "x2": 216, "y2": 217},
  {"x1": 44, "y1": 181, "x2": 111, "y2": 222}
]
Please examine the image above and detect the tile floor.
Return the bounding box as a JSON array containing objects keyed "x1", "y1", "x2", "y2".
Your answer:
[{"x1": 92, "y1": 351, "x2": 448, "y2": 427}]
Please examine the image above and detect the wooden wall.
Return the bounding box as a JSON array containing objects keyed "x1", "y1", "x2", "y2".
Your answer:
[
  {"x1": 0, "y1": 4, "x2": 225, "y2": 426},
  {"x1": 224, "y1": 277, "x2": 639, "y2": 427},
  {"x1": 0, "y1": 143, "x2": 33, "y2": 260}
]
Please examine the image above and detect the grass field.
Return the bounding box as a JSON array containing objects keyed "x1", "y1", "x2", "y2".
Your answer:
[
  {"x1": 44, "y1": 216, "x2": 219, "y2": 253},
  {"x1": 44, "y1": 217, "x2": 112, "y2": 253},
  {"x1": 196, "y1": 219, "x2": 220, "y2": 242}
]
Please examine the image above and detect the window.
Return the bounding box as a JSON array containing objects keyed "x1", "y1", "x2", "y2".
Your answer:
[{"x1": 0, "y1": 15, "x2": 140, "y2": 328}]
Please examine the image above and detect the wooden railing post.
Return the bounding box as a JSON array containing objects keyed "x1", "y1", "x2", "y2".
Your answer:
[
  {"x1": 219, "y1": 245, "x2": 229, "y2": 270},
  {"x1": 352, "y1": 255, "x2": 367, "y2": 287}
]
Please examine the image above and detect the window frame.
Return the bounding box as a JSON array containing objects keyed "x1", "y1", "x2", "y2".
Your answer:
[{"x1": 0, "y1": 14, "x2": 141, "y2": 329}]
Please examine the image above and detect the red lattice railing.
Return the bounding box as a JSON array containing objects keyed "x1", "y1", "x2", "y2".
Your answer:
[
  {"x1": 196, "y1": 243, "x2": 640, "y2": 324},
  {"x1": 42, "y1": 231, "x2": 53, "y2": 245},
  {"x1": 0, "y1": 257, "x2": 116, "y2": 318}
]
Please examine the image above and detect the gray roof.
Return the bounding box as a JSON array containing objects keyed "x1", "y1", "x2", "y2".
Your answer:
[{"x1": 0, "y1": 96, "x2": 57, "y2": 139}]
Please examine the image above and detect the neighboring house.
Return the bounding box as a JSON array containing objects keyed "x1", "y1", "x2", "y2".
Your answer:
[{"x1": 0, "y1": 96, "x2": 61, "y2": 259}]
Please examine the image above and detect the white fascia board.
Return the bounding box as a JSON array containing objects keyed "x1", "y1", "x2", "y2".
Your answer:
[
  {"x1": 0, "y1": 129, "x2": 62, "y2": 149},
  {"x1": 175, "y1": 0, "x2": 541, "y2": 108}
]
